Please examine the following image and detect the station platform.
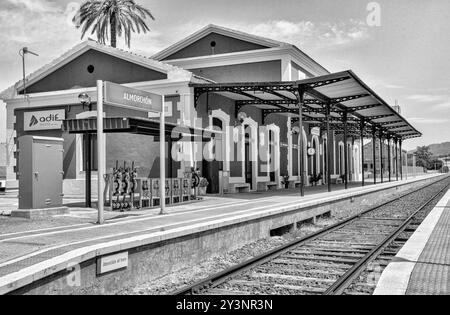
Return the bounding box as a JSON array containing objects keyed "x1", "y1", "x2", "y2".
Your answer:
[
  {"x1": 0, "y1": 174, "x2": 444, "y2": 295},
  {"x1": 375, "y1": 185, "x2": 450, "y2": 295}
]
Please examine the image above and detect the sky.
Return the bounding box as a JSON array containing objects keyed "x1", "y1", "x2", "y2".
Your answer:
[{"x1": 0, "y1": 0, "x2": 449, "y2": 150}]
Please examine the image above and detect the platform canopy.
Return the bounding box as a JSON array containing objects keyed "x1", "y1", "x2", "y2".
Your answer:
[
  {"x1": 190, "y1": 70, "x2": 421, "y2": 140},
  {"x1": 63, "y1": 117, "x2": 221, "y2": 141}
]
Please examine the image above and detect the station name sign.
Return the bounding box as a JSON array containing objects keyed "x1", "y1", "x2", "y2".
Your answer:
[
  {"x1": 97, "y1": 252, "x2": 129, "y2": 275},
  {"x1": 103, "y1": 81, "x2": 163, "y2": 113},
  {"x1": 24, "y1": 109, "x2": 65, "y2": 131}
]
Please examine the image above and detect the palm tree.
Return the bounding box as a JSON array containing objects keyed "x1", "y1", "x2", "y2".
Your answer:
[{"x1": 74, "y1": 0, "x2": 155, "y2": 48}]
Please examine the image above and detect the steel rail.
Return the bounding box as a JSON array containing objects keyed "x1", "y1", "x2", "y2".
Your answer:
[
  {"x1": 324, "y1": 179, "x2": 450, "y2": 295},
  {"x1": 173, "y1": 175, "x2": 449, "y2": 296}
]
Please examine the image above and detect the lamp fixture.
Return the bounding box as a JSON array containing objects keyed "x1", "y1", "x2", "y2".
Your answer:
[
  {"x1": 78, "y1": 92, "x2": 92, "y2": 111},
  {"x1": 237, "y1": 112, "x2": 247, "y2": 124},
  {"x1": 291, "y1": 126, "x2": 300, "y2": 135}
]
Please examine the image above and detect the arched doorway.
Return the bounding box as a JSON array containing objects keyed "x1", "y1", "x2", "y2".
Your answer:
[
  {"x1": 243, "y1": 117, "x2": 258, "y2": 190},
  {"x1": 203, "y1": 117, "x2": 223, "y2": 194}
]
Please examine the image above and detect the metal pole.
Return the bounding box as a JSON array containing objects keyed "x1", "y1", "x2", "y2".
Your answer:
[
  {"x1": 160, "y1": 96, "x2": 167, "y2": 214},
  {"x1": 388, "y1": 136, "x2": 391, "y2": 182},
  {"x1": 326, "y1": 102, "x2": 332, "y2": 193},
  {"x1": 372, "y1": 127, "x2": 377, "y2": 184},
  {"x1": 22, "y1": 52, "x2": 26, "y2": 98},
  {"x1": 351, "y1": 136, "x2": 355, "y2": 182},
  {"x1": 400, "y1": 140, "x2": 403, "y2": 180},
  {"x1": 360, "y1": 119, "x2": 365, "y2": 187},
  {"x1": 298, "y1": 88, "x2": 305, "y2": 197},
  {"x1": 85, "y1": 133, "x2": 92, "y2": 208},
  {"x1": 380, "y1": 130, "x2": 384, "y2": 184},
  {"x1": 395, "y1": 139, "x2": 399, "y2": 181},
  {"x1": 343, "y1": 111, "x2": 349, "y2": 189},
  {"x1": 96, "y1": 80, "x2": 105, "y2": 225}
]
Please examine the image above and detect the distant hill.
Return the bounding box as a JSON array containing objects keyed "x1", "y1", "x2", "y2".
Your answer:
[{"x1": 409, "y1": 142, "x2": 450, "y2": 157}]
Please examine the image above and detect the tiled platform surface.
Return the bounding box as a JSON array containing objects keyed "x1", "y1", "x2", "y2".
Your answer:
[
  {"x1": 0, "y1": 174, "x2": 444, "y2": 295},
  {"x1": 375, "y1": 186, "x2": 450, "y2": 295}
]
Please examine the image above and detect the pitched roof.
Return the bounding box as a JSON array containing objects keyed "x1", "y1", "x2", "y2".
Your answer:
[
  {"x1": 0, "y1": 40, "x2": 193, "y2": 100},
  {"x1": 152, "y1": 24, "x2": 329, "y2": 75}
]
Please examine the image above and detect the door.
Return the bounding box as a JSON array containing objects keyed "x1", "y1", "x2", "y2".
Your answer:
[
  {"x1": 269, "y1": 131, "x2": 275, "y2": 182},
  {"x1": 204, "y1": 118, "x2": 223, "y2": 194},
  {"x1": 33, "y1": 140, "x2": 63, "y2": 208}
]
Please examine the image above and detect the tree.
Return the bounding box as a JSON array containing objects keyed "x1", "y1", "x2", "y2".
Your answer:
[
  {"x1": 429, "y1": 159, "x2": 444, "y2": 170},
  {"x1": 74, "y1": 0, "x2": 155, "y2": 48},
  {"x1": 415, "y1": 146, "x2": 433, "y2": 169}
]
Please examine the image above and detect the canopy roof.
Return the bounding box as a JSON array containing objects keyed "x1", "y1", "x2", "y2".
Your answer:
[
  {"x1": 190, "y1": 70, "x2": 421, "y2": 140},
  {"x1": 63, "y1": 117, "x2": 221, "y2": 141}
]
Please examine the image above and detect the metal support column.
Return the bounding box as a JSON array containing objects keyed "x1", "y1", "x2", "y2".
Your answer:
[
  {"x1": 326, "y1": 102, "x2": 333, "y2": 193},
  {"x1": 168, "y1": 136, "x2": 173, "y2": 179},
  {"x1": 399, "y1": 140, "x2": 403, "y2": 180},
  {"x1": 298, "y1": 87, "x2": 305, "y2": 197},
  {"x1": 380, "y1": 130, "x2": 384, "y2": 184},
  {"x1": 372, "y1": 126, "x2": 377, "y2": 184},
  {"x1": 360, "y1": 119, "x2": 365, "y2": 187},
  {"x1": 84, "y1": 133, "x2": 92, "y2": 208},
  {"x1": 96, "y1": 80, "x2": 105, "y2": 225},
  {"x1": 343, "y1": 111, "x2": 349, "y2": 189},
  {"x1": 160, "y1": 95, "x2": 167, "y2": 215},
  {"x1": 395, "y1": 139, "x2": 399, "y2": 181},
  {"x1": 387, "y1": 136, "x2": 392, "y2": 182}
]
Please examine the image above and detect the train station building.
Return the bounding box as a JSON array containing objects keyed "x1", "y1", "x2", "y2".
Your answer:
[{"x1": 0, "y1": 24, "x2": 421, "y2": 197}]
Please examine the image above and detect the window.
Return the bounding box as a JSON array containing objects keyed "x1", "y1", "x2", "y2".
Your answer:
[
  {"x1": 81, "y1": 134, "x2": 98, "y2": 172},
  {"x1": 87, "y1": 65, "x2": 95, "y2": 73}
]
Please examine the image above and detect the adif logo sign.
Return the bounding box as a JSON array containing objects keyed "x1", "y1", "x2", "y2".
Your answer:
[
  {"x1": 24, "y1": 110, "x2": 66, "y2": 131},
  {"x1": 29, "y1": 115, "x2": 39, "y2": 128}
]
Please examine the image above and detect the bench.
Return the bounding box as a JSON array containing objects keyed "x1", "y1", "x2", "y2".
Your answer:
[
  {"x1": 257, "y1": 182, "x2": 279, "y2": 192},
  {"x1": 226, "y1": 183, "x2": 251, "y2": 194},
  {"x1": 330, "y1": 175, "x2": 343, "y2": 185},
  {"x1": 288, "y1": 180, "x2": 301, "y2": 189}
]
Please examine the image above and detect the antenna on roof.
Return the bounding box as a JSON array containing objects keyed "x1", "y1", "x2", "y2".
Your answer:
[{"x1": 19, "y1": 47, "x2": 39, "y2": 99}]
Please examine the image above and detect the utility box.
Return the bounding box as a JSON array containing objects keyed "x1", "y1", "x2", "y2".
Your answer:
[{"x1": 18, "y1": 136, "x2": 64, "y2": 210}]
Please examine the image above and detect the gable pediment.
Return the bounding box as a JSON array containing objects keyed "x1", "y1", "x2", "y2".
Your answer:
[
  {"x1": 153, "y1": 25, "x2": 284, "y2": 61},
  {"x1": 162, "y1": 32, "x2": 272, "y2": 60},
  {"x1": 22, "y1": 49, "x2": 168, "y2": 94}
]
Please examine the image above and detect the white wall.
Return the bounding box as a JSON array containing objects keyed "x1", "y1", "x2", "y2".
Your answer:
[
  {"x1": 0, "y1": 100, "x2": 5, "y2": 144},
  {"x1": 0, "y1": 101, "x2": 6, "y2": 179}
]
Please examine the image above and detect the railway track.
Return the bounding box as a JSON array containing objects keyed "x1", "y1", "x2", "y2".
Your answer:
[{"x1": 173, "y1": 176, "x2": 450, "y2": 296}]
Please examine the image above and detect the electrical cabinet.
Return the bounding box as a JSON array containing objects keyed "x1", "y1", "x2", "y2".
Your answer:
[{"x1": 18, "y1": 136, "x2": 64, "y2": 210}]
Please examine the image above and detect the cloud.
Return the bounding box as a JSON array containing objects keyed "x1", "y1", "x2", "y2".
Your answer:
[
  {"x1": 0, "y1": 0, "x2": 74, "y2": 45},
  {"x1": 5, "y1": 0, "x2": 58, "y2": 13},
  {"x1": 384, "y1": 84, "x2": 406, "y2": 89},
  {"x1": 405, "y1": 94, "x2": 450, "y2": 111},
  {"x1": 234, "y1": 19, "x2": 370, "y2": 50},
  {"x1": 409, "y1": 117, "x2": 450, "y2": 124},
  {"x1": 434, "y1": 102, "x2": 450, "y2": 109},
  {"x1": 406, "y1": 94, "x2": 448, "y2": 103}
]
